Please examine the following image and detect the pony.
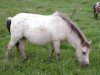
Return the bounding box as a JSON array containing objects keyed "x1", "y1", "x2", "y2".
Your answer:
[
  {"x1": 93, "y1": 2, "x2": 100, "y2": 19},
  {"x1": 6, "y1": 11, "x2": 91, "y2": 66}
]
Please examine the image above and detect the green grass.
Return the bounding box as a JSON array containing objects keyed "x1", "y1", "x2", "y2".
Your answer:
[{"x1": 0, "y1": 0, "x2": 100, "y2": 75}]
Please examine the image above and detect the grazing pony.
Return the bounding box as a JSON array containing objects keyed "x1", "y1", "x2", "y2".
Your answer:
[
  {"x1": 6, "y1": 12, "x2": 91, "y2": 66},
  {"x1": 93, "y1": 2, "x2": 100, "y2": 19}
]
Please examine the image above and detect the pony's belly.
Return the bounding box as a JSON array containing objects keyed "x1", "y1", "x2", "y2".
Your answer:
[
  {"x1": 28, "y1": 35, "x2": 52, "y2": 45},
  {"x1": 24, "y1": 27, "x2": 52, "y2": 45}
]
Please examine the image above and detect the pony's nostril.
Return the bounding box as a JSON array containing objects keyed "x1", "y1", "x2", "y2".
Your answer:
[{"x1": 82, "y1": 52, "x2": 86, "y2": 55}]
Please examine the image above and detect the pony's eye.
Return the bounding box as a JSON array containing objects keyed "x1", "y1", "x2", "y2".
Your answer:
[{"x1": 82, "y1": 52, "x2": 86, "y2": 55}]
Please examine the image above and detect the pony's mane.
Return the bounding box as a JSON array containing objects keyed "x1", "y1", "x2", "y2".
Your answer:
[{"x1": 53, "y1": 11, "x2": 90, "y2": 47}]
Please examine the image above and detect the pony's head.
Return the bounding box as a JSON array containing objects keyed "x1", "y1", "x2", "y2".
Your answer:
[{"x1": 76, "y1": 41, "x2": 91, "y2": 67}]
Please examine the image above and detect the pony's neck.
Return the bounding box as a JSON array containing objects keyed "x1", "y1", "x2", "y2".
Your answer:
[{"x1": 67, "y1": 31, "x2": 82, "y2": 50}]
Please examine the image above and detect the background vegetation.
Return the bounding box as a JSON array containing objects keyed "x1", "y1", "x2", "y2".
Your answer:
[{"x1": 0, "y1": 0, "x2": 100, "y2": 75}]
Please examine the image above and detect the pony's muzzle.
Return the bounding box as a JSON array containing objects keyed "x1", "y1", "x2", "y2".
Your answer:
[{"x1": 80, "y1": 61, "x2": 89, "y2": 67}]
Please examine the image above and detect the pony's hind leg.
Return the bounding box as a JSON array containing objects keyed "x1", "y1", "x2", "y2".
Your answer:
[
  {"x1": 95, "y1": 13, "x2": 98, "y2": 19},
  {"x1": 53, "y1": 40, "x2": 60, "y2": 62},
  {"x1": 5, "y1": 40, "x2": 16, "y2": 60},
  {"x1": 18, "y1": 39, "x2": 26, "y2": 60},
  {"x1": 94, "y1": 11, "x2": 98, "y2": 19},
  {"x1": 5, "y1": 33, "x2": 23, "y2": 60}
]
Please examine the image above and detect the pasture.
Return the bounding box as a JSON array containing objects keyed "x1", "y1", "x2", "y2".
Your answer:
[{"x1": 0, "y1": 0, "x2": 100, "y2": 75}]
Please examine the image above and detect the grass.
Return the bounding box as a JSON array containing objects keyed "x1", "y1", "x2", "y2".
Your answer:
[{"x1": 0, "y1": 0, "x2": 100, "y2": 75}]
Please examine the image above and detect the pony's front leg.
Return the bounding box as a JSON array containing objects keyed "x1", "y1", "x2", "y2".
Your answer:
[{"x1": 53, "y1": 40, "x2": 60, "y2": 62}]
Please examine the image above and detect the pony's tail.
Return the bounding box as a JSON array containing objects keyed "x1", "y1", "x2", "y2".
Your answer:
[
  {"x1": 93, "y1": 4, "x2": 96, "y2": 14},
  {"x1": 7, "y1": 17, "x2": 12, "y2": 34}
]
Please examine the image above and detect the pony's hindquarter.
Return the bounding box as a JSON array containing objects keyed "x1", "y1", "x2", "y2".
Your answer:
[{"x1": 5, "y1": 17, "x2": 26, "y2": 60}]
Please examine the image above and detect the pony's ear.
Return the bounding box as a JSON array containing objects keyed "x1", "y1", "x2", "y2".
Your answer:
[
  {"x1": 88, "y1": 41, "x2": 91, "y2": 45},
  {"x1": 82, "y1": 42, "x2": 87, "y2": 47},
  {"x1": 82, "y1": 42, "x2": 91, "y2": 48}
]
